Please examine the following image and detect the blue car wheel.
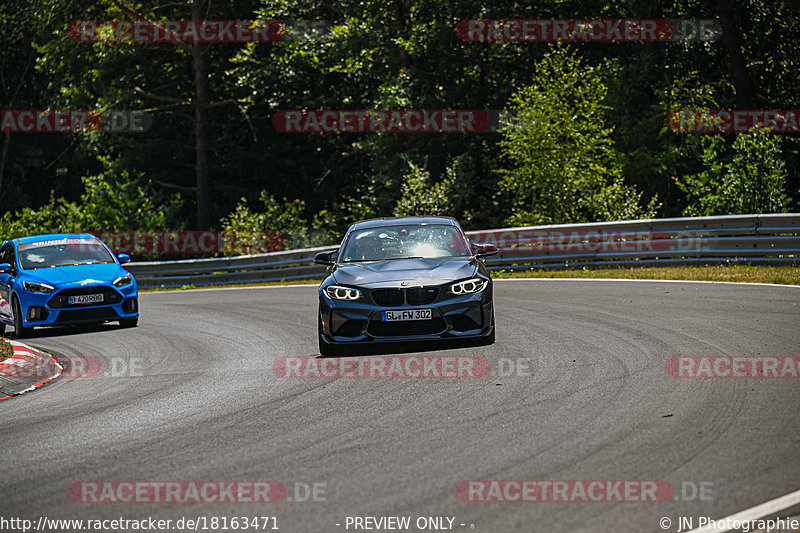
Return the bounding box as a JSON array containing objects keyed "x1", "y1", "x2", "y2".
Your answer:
[{"x1": 13, "y1": 295, "x2": 31, "y2": 338}]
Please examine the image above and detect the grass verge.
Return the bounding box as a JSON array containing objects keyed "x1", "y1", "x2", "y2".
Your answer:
[
  {"x1": 141, "y1": 278, "x2": 320, "y2": 292},
  {"x1": 492, "y1": 265, "x2": 800, "y2": 285},
  {"x1": 140, "y1": 264, "x2": 800, "y2": 292}
]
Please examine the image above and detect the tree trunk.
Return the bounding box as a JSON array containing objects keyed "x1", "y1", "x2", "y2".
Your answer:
[
  {"x1": 716, "y1": 0, "x2": 754, "y2": 108},
  {"x1": 0, "y1": 131, "x2": 10, "y2": 205},
  {"x1": 193, "y1": 0, "x2": 211, "y2": 229},
  {"x1": 1, "y1": 47, "x2": 32, "y2": 209}
]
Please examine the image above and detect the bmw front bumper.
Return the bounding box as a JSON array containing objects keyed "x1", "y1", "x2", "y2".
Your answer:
[{"x1": 319, "y1": 284, "x2": 493, "y2": 344}]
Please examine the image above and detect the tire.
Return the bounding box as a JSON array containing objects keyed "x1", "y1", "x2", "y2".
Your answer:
[
  {"x1": 318, "y1": 316, "x2": 336, "y2": 356},
  {"x1": 483, "y1": 325, "x2": 496, "y2": 345},
  {"x1": 120, "y1": 317, "x2": 139, "y2": 328},
  {"x1": 12, "y1": 297, "x2": 31, "y2": 339},
  {"x1": 476, "y1": 311, "x2": 496, "y2": 346}
]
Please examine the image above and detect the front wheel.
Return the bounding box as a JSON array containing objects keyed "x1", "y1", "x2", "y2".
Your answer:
[
  {"x1": 482, "y1": 326, "x2": 496, "y2": 345},
  {"x1": 318, "y1": 333, "x2": 335, "y2": 356},
  {"x1": 12, "y1": 297, "x2": 31, "y2": 338},
  {"x1": 317, "y1": 315, "x2": 351, "y2": 356},
  {"x1": 318, "y1": 316, "x2": 336, "y2": 356},
  {"x1": 476, "y1": 312, "x2": 495, "y2": 346}
]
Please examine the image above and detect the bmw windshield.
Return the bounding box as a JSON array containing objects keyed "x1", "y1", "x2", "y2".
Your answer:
[
  {"x1": 340, "y1": 224, "x2": 471, "y2": 262},
  {"x1": 18, "y1": 238, "x2": 115, "y2": 269}
]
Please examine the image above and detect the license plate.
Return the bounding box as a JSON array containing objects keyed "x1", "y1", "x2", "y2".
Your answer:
[
  {"x1": 382, "y1": 309, "x2": 432, "y2": 322},
  {"x1": 69, "y1": 294, "x2": 104, "y2": 304}
]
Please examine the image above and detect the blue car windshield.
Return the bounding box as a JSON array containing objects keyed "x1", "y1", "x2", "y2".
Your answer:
[
  {"x1": 340, "y1": 224, "x2": 471, "y2": 262},
  {"x1": 18, "y1": 239, "x2": 115, "y2": 269}
]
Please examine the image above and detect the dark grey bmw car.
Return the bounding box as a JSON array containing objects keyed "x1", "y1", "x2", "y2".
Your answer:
[{"x1": 314, "y1": 216, "x2": 497, "y2": 355}]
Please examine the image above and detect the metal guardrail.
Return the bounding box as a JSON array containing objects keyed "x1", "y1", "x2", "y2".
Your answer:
[{"x1": 126, "y1": 214, "x2": 800, "y2": 289}]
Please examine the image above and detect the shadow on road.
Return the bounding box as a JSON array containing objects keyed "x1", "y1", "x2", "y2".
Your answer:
[
  {"x1": 9, "y1": 322, "x2": 132, "y2": 340},
  {"x1": 319, "y1": 337, "x2": 490, "y2": 358}
]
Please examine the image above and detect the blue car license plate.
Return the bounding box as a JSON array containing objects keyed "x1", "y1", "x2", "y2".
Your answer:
[{"x1": 69, "y1": 294, "x2": 104, "y2": 304}]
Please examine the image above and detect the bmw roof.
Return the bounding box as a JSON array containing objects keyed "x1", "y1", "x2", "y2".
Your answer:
[{"x1": 349, "y1": 216, "x2": 459, "y2": 231}]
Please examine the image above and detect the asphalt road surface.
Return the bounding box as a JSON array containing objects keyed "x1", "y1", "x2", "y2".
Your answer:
[{"x1": 2, "y1": 279, "x2": 799, "y2": 533}]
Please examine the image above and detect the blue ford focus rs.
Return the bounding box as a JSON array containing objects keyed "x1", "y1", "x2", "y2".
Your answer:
[
  {"x1": 0, "y1": 233, "x2": 139, "y2": 338},
  {"x1": 314, "y1": 216, "x2": 497, "y2": 355}
]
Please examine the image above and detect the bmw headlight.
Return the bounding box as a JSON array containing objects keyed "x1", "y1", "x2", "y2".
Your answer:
[
  {"x1": 325, "y1": 285, "x2": 362, "y2": 301},
  {"x1": 448, "y1": 278, "x2": 486, "y2": 295},
  {"x1": 23, "y1": 281, "x2": 55, "y2": 293},
  {"x1": 113, "y1": 274, "x2": 133, "y2": 287}
]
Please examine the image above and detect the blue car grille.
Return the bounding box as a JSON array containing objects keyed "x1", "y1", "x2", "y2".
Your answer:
[
  {"x1": 54, "y1": 307, "x2": 119, "y2": 323},
  {"x1": 48, "y1": 286, "x2": 123, "y2": 308}
]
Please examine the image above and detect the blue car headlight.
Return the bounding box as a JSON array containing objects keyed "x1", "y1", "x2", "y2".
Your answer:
[
  {"x1": 113, "y1": 274, "x2": 133, "y2": 287},
  {"x1": 325, "y1": 285, "x2": 362, "y2": 301},
  {"x1": 23, "y1": 280, "x2": 55, "y2": 293},
  {"x1": 448, "y1": 278, "x2": 486, "y2": 295}
]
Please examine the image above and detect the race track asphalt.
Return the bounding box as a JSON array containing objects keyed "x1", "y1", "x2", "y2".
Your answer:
[{"x1": 2, "y1": 279, "x2": 799, "y2": 533}]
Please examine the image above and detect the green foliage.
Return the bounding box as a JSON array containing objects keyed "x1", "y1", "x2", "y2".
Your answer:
[
  {"x1": 0, "y1": 164, "x2": 183, "y2": 239},
  {"x1": 1, "y1": 0, "x2": 798, "y2": 242},
  {"x1": 0, "y1": 197, "x2": 85, "y2": 237},
  {"x1": 593, "y1": 178, "x2": 661, "y2": 222},
  {"x1": 499, "y1": 45, "x2": 658, "y2": 226},
  {"x1": 676, "y1": 133, "x2": 793, "y2": 216},
  {"x1": 393, "y1": 160, "x2": 455, "y2": 217},
  {"x1": 220, "y1": 191, "x2": 338, "y2": 253},
  {"x1": 222, "y1": 192, "x2": 307, "y2": 237},
  {"x1": 78, "y1": 157, "x2": 183, "y2": 231},
  {"x1": 391, "y1": 155, "x2": 505, "y2": 228}
]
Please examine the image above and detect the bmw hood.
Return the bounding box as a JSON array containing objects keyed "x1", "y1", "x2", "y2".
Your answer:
[
  {"x1": 23, "y1": 263, "x2": 129, "y2": 286},
  {"x1": 332, "y1": 258, "x2": 478, "y2": 288}
]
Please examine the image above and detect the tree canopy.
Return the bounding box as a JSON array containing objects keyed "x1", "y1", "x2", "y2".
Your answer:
[{"x1": 1, "y1": 0, "x2": 797, "y2": 247}]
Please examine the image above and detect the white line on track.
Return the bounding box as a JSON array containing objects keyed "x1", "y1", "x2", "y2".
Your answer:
[
  {"x1": 144, "y1": 283, "x2": 319, "y2": 294},
  {"x1": 494, "y1": 278, "x2": 800, "y2": 289},
  {"x1": 684, "y1": 488, "x2": 800, "y2": 532},
  {"x1": 142, "y1": 276, "x2": 800, "y2": 294}
]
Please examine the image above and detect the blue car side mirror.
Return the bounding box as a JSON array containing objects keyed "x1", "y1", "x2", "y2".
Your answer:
[
  {"x1": 0, "y1": 262, "x2": 12, "y2": 274},
  {"x1": 117, "y1": 253, "x2": 131, "y2": 264}
]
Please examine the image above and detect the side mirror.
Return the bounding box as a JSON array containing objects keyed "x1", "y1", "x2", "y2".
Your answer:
[
  {"x1": 474, "y1": 244, "x2": 498, "y2": 258},
  {"x1": 117, "y1": 253, "x2": 131, "y2": 264},
  {"x1": 0, "y1": 262, "x2": 12, "y2": 274},
  {"x1": 313, "y1": 250, "x2": 337, "y2": 266}
]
